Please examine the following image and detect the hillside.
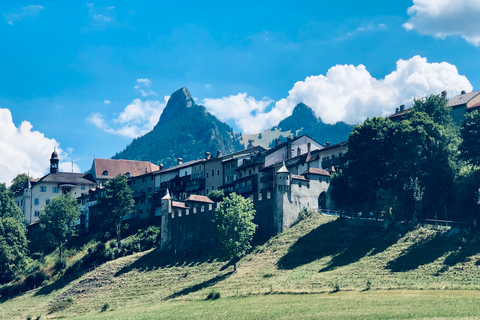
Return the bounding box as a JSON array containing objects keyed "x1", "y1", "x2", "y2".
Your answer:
[
  {"x1": 112, "y1": 87, "x2": 244, "y2": 167},
  {"x1": 3, "y1": 214, "x2": 480, "y2": 319}
]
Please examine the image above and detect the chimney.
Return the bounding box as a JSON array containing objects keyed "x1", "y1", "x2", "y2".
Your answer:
[
  {"x1": 275, "y1": 138, "x2": 281, "y2": 147},
  {"x1": 216, "y1": 150, "x2": 222, "y2": 158},
  {"x1": 325, "y1": 142, "x2": 330, "y2": 147},
  {"x1": 159, "y1": 164, "x2": 164, "y2": 170},
  {"x1": 177, "y1": 158, "x2": 183, "y2": 165},
  {"x1": 400, "y1": 104, "x2": 405, "y2": 112},
  {"x1": 307, "y1": 142, "x2": 311, "y2": 153},
  {"x1": 248, "y1": 139, "x2": 254, "y2": 148},
  {"x1": 461, "y1": 90, "x2": 466, "y2": 95},
  {"x1": 441, "y1": 90, "x2": 447, "y2": 99},
  {"x1": 287, "y1": 137, "x2": 292, "y2": 159},
  {"x1": 396, "y1": 107, "x2": 399, "y2": 113},
  {"x1": 205, "y1": 152, "x2": 211, "y2": 160}
]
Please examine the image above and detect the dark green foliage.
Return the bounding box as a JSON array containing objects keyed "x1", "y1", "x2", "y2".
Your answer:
[
  {"x1": 0, "y1": 217, "x2": 28, "y2": 283},
  {"x1": 101, "y1": 302, "x2": 110, "y2": 312},
  {"x1": 297, "y1": 208, "x2": 314, "y2": 222},
  {"x1": 335, "y1": 94, "x2": 459, "y2": 221},
  {"x1": 272, "y1": 103, "x2": 353, "y2": 145},
  {"x1": 113, "y1": 87, "x2": 244, "y2": 167},
  {"x1": 0, "y1": 183, "x2": 24, "y2": 222},
  {"x1": 39, "y1": 193, "x2": 80, "y2": 260},
  {"x1": 48, "y1": 297, "x2": 74, "y2": 314},
  {"x1": 9, "y1": 173, "x2": 30, "y2": 196},
  {"x1": 215, "y1": 193, "x2": 257, "y2": 271},
  {"x1": 207, "y1": 190, "x2": 225, "y2": 202},
  {"x1": 98, "y1": 174, "x2": 134, "y2": 247},
  {"x1": 454, "y1": 166, "x2": 480, "y2": 222},
  {"x1": 206, "y1": 289, "x2": 221, "y2": 300},
  {"x1": 460, "y1": 110, "x2": 480, "y2": 166}
]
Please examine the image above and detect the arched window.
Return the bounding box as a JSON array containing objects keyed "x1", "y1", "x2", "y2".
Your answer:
[
  {"x1": 125, "y1": 172, "x2": 130, "y2": 178},
  {"x1": 102, "y1": 170, "x2": 108, "y2": 176}
]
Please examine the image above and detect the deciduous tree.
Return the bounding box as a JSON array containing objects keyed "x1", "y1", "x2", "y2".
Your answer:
[
  {"x1": 215, "y1": 193, "x2": 256, "y2": 271},
  {"x1": 39, "y1": 193, "x2": 80, "y2": 260}
]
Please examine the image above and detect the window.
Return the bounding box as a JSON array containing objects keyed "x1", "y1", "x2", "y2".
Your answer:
[
  {"x1": 81, "y1": 184, "x2": 85, "y2": 190},
  {"x1": 249, "y1": 169, "x2": 252, "y2": 175},
  {"x1": 258, "y1": 193, "x2": 262, "y2": 201},
  {"x1": 239, "y1": 172, "x2": 243, "y2": 178},
  {"x1": 148, "y1": 187, "x2": 152, "y2": 192},
  {"x1": 212, "y1": 185, "x2": 214, "y2": 191},
  {"x1": 46, "y1": 199, "x2": 50, "y2": 205},
  {"x1": 267, "y1": 191, "x2": 271, "y2": 199},
  {"x1": 201, "y1": 205, "x2": 204, "y2": 212},
  {"x1": 40, "y1": 186, "x2": 46, "y2": 192},
  {"x1": 206, "y1": 189, "x2": 209, "y2": 194},
  {"x1": 193, "y1": 166, "x2": 197, "y2": 173},
  {"x1": 209, "y1": 204, "x2": 213, "y2": 210},
  {"x1": 206, "y1": 172, "x2": 209, "y2": 178},
  {"x1": 139, "y1": 210, "x2": 143, "y2": 215},
  {"x1": 34, "y1": 211, "x2": 40, "y2": 217},
  {"x1": 212, "y1": 169, "x2": 215, "y2": 177},
  {"x1": 142, "y1": 178, "x2": 145, "y2": 183},
  {"x1": 52, "y1": 187, "x2": 58, "y2": 193},
  {"x1": 193, "y1": 207, "x2": 197, "y2": 213},
  {"x1": 102, "y1": 170, "x2": 108, "y2": 176},
  {"x1": 34, "y1": 198, "x2": 39, "y2": 205},
  {"x1": 126, "y1": 172, "x2": 130, "y2": 178}
]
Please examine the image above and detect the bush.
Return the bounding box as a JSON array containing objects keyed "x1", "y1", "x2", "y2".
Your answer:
[
  {"x1": 48, "y1": 297, "x2": 74, "y2": 314},
  {"x1": 54, "y1": 259, "x2": 67, "y2": 271},
  {"x1": 206, "y1": 289, "x2": 221, "y2": 300},
  {"x1": 101, "y1": 302, "x2": 110, "y2": 312}
]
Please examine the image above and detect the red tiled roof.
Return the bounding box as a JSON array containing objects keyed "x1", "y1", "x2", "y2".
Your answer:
[
  {"x1": 185, "y1": 195, "x2": 214, "y2": 203},
  {"x1": 291, "y1": 174, "x2": 308, "y2": 181},
  {"x1": 467, "y1": 101, "x2": 480, "y2": 110},
  {"x1": 92, "y1": 158, "x2": 159, "y2": 179},
  {"x1": 302, "y1": 167, "x2": 331, "y2": 177},
  {"x1": 172, "y1": 201, "x2": 189, "y2": 209}
]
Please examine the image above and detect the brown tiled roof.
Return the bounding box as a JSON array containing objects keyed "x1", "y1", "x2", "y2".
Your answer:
[
  {"x1": 185, "y1": 195, "x2": 214, "y2": 203},
  {"x1": 291, "y1": 174, "x2": 308, "y2": 181},
  {"x1": 467, "y1": 101, "x2": 480, "y2": 110},
  {"x1": 172, "y1": 201, "x2": 189, "y2": 209},
  {"x1": 447, "y1": 90, "x2": 480, "y2": 107},
  {"x1": 302, "y1": 168, "x2": 330, "y2": 177},
  {"x1": 92, "y1": 158, "x2": 159, "y2": 179}
]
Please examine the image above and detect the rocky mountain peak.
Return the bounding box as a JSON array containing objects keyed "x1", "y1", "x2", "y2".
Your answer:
[
  {"x1": 291, "y1": 103, "x2": 318, "y2": 120},
  {"x1": 158, "y1": 86, "x2": 195, "y2": 125}
]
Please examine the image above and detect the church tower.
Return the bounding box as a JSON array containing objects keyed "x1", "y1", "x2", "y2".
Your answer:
[{"x1": 50, "y1": 149, "x2": 59, "y2": 174}]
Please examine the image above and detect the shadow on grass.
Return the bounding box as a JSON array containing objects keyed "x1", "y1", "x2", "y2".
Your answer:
[
  {"x1": 386, "y1": 231, "x2": 479, "y2": 273},
  {"x1": 114, "y1": 247, "x2": 218, "y2": 278},
  {"x1": 164, "y1": 271, "x2": 234, "y2": 300},
  {"x1": 34, "y1": 268, "x2": 86, "y2": 297},
  {"x1": 277, "y1": 219, "x2": 411, "y2": 272}
]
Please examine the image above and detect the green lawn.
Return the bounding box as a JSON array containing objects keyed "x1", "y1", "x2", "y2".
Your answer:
[{"x1": 3, "y1": 214, "x2": 480, "y2": 319}]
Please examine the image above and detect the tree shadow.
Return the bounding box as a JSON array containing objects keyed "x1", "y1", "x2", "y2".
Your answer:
[
  {"x1": 114, "y1": 247, "x2": 217, "y2": 278},
  {"x1": 164, "y1": 271, "x2": 234, "y2": 300},
  {"x1": 277, "y1": 219, "x2": 409, "y2": 271},
  {"x1": 386, "y1": 232, "x2": 451, "y2": 272}
]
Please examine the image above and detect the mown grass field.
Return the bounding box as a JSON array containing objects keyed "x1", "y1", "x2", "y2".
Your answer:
[{"x1": 2, "y1": 214, "x2": 480, "y2": 319}]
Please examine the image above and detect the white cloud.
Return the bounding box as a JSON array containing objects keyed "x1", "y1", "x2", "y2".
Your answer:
[
  {"x1": 134, "y1": 78, "x2": 157, "y2": 97},
  {"x1": 404, "y1": 0, "x2": 480, "y2": 46},
  {"x1": 88, "y1": 97, "x2": 169, "y2": 138},
  {"x1": 3, "y1": 5, "x2": 44, "y2": 25},
  {"x1": 104, "y1": 100, "x2": 111, "y2": 104},
  {"x1": 93, "y1": 14, "x2": 111, "y2": 22},
  {"x1": 0, "y1": 108, "x2": 79, "y2": 185},
  {"x1": 203, "y1": 55, "x2": 471, "y2": 133}
]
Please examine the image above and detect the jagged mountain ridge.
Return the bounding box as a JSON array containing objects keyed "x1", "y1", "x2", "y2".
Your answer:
[
  {"x1": 113, "y1": 87, "x2": 244, "y2": 167},
  {"x1": 113, "y1": 87, "x2": 353, "y2": 166}
]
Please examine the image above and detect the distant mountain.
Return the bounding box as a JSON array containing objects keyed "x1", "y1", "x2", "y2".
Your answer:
[
  {"x1": 113, "y1": 88, "x2": 354, "y2": 166},
  {"x1": 242, "y1": 103, "x2": 354, "y2": 149},
  {"x1": 112, "y1": 87, "x2": 244, "y2": 167}
]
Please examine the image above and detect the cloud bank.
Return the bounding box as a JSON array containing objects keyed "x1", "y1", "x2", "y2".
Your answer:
[
  {"x1": 3, "y1": 5, "x2": 44, "y2": 25},
  {"x1": 403, "y1": 0, "x2": 480, "y2": 46},
  {"x1": 0, "y1": 109, "x2": 79, "y2": 186},
  {"x1": 203, "y1": 55, "x2": 472, "y2": 133}
]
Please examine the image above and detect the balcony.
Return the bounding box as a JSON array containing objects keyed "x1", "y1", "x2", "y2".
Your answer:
[
  {"x1": 260, "y1": 174, "x2": 273, "y2": 183},
  {"x1": 185, "y1": 178, "x2": 205, "y2": 192},
  {"x1": 132, "y1": 191, "x2": 146, "y2": 199}
]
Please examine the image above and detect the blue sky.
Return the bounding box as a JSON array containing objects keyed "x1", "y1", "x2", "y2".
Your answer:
[{"x1": 1, "y1": 0, "x2": 480, "y2": 184}]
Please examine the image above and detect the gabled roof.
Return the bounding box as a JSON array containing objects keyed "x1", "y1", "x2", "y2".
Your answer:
[
  {"x1": 38, "y1": 172, "x2": 96, "y2": 185},
  {"x1": 153, "y1": 159, "x2": 205, "y2": 175},
  {"x1": 467, "y1": 101, "x2": 480, "y2": 110},
  {"x1": 172, "y1": 201, "x2": 189, "y2": 209},
  {"x1": 91, "y1": 158, "x2": 159, "y2": 179},
  {"x1": 302, "y1": 167, "x2": 330, "y2": 177},
  {"x1": 291, "y1": 174, "x2": 308, "y2": 181},
  {"x1": 447, "y1": 90, "x2": 480, "y2": 107},
  {"x1": 185, "y1": 195, "x2": 214, "y2": 203}
]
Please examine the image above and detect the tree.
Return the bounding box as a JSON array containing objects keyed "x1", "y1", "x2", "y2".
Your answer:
[
  {"x1": 0, "y1": 217, "x2": 28, "y2": 283},
  {"x1": 460, "y1": 110, "x2": 480, "y2": 166},
  {"x1": 99, "y1": 174, "x2": 134, "y2": 246},
  {"x1": 214, "y1": 193, "x2": 256, "y2": 271},
  {"x1": 9, "y1": 173, "x2": 30, "y2": 196},
  {"x1": 0, "y1": 182, "x2": 28, "y2": 283},
  {"x1": 207, "y1": 189, "x2": 225, "y2": 202},
  {"x1": 0, "y1": 183, "x2": 23, "y2": 222},
  {"x1": 39, "y1": 193, "x2": 80, "y2": 260}
]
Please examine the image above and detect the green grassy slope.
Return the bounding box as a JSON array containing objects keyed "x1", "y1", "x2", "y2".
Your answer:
[{"x1": 3, "y1": 214, "x2": 480, "y2": 319}]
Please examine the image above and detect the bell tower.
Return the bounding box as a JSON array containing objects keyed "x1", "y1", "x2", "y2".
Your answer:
[{"x1": 50, "y1": 149, "x2": 59, "y2": 174}]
